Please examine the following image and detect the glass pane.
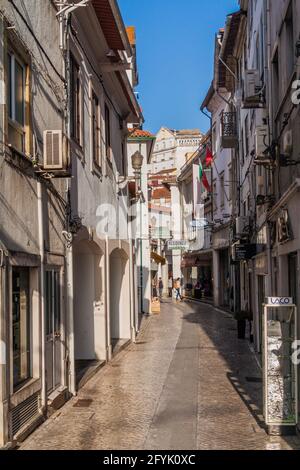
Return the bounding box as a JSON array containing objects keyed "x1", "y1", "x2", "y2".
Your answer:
[
  {"x1": 8, "y1": 123, "x2": 24, "y2": 153},
  {"x1": 15, "y1": 60, "x2": 24, "y2": 126},
  {"x1": 13, "y1": 267, "x2": 30, "y2": 389},
  {"x1": 54, "y1": 272, "x2": 60, "y2": 332},
  {"x1": 46, "y1": 271, "x2": 53, "y2": 336},
  {"x1": 7, "y1": 53, "x2": 12, "y2": 119}
]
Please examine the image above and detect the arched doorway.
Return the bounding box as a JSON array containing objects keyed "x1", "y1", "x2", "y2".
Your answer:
[
  {"x1": 73, "y1": 240, "x2": 105, "y2": 387},
  {"x1": 109, "y1": 248, "x2": 131, "y2": 352}
]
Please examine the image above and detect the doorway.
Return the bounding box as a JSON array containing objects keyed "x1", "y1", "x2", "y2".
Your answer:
[
  {"x1": 45, "y1": 270, "x2": 62, "y2": 394},
  {"x1": 257, "y1": 275, "x2": 265, "y2": 352},
  {"x1": 109, "y1": 248, "x2": 131, "y2": 352},
  {"x1": 73, "y1": 240, "x2": 105, "y2": 387}
]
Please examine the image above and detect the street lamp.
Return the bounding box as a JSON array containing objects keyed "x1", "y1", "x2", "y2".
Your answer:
[
  {"x1": 131, "y1": 151, "x2": 145, "y2": 315},
  {"x1": 131, "y1": 150, "x2": 144, "y2": 173}
]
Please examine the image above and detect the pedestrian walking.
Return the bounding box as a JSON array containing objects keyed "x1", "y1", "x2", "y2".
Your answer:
[
  {"x1": 158, "y1": 278, "x2": 164, "y2": 299},
  {"x1": 174, "y1": 278, "x2": 183, "y2": 302},
  {"x1": 168, "y1": 277, "x2": 173, "y2": 297},
  {"x1": 152, "y1": 277, "x2": 157, "y2": 299}
]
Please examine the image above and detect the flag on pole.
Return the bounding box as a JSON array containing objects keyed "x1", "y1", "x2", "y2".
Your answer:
[
  {"x1": 205, "y1": 146, "x2": 213, "y2": 167},
  {"x1": 199, "y1": 159, "x2": 211, "y2": 193}
]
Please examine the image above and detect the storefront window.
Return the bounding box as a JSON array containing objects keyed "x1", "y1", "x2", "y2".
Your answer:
[{"x1": 12, "y1": 267, "x2": 31, "y2": 390}]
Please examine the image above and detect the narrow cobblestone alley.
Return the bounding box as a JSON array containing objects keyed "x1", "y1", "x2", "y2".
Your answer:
[{"x1": 20, "y1": 302, "x2": 300, "y2": 451}]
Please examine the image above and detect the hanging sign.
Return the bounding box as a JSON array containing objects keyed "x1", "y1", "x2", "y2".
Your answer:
[
  {"x1": 266, "y1": 297, "x2": 293, "y2": 306},
  {"x1": 167, "y1": 240, "x2": 189, "y2": 251}
]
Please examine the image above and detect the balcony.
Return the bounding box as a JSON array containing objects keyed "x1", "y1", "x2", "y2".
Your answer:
[
  {"x1": 221, "y1": 111, "x2": 238, "y2": 149},
  {"x1": 150, "y1": 227, "x2": 172, "y2": 240}
]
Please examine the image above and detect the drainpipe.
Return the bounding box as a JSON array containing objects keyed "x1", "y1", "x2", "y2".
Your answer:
[
  {"x1": 0, "y1": 256, "x2": 8, "y2": 448},
  {"x1": 139, "y1": 144, "x2": 144, "y2": 316},
  {"x1": 37, "y1": 181, "x2": 47, "y2": 411},
  {"x1": 0, "y1": 14, "x2": 9, "y2": 449},
  {"x1": 65, "y1": 236, "x2": 75, "y2": 394},
  {"x1": 128, "y1": 203, "x2": 137, "y2": 341},
  {"x1": 60, "y1": 1, "x2": 76, "y2": 395},
  {"x1": 265, "y1": 0, "x2": 273, "y2": 297},
  {"x1": 105, "y1": 234, "x2": 112, "y2": 360}
]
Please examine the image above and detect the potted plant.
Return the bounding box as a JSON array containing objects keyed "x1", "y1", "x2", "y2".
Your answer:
[{"x1": 234, "y1": 310, "x2": 251, "y2": 339}]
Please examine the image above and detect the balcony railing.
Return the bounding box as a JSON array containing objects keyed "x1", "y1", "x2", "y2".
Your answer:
[{"x1": 221, "y1": 111, "x2": 238, "y2": 149}]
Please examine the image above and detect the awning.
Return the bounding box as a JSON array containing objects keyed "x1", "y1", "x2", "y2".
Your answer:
[
  {"x1": 181, "y1": 254, "x2": 212, "y2": 268},
  {"x1": 151, "y1": 252, "x2": 166, "y2": 265}
]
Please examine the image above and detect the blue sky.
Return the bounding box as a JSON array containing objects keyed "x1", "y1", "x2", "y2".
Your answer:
[{"x1": 119, "y1": 0, "x2": 238, "y2": 134}]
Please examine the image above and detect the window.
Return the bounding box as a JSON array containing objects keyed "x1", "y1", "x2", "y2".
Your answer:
[
  {"x1": 45, "y1": 271, "x2": 60, "y2": 339},
  {"x1": 241, "y1": 127, "x2": 245, "y2": 165},
  {"x1": 285, "y1": 4, "x2": 294, "y2": 81},
  {"x1": 213, "y1": 180, "x2": 217, "y2": 213},
  {"x1": 212, "y1": 124, "x2": 217, "y2": 154},
  {"x1": 104, "y1": 103, "x2": 111, "y2": 160},
  {"x1": 247, "y1": 194, "x2": 251, "y2": 213},
  {"x1": 228, "y1": 164, "x2": 233, "y2": 201},
  {"x1": 70, "y1": 55, "x2": 82, "y2": 144},
  {"x1": 92, "y1": 91, "x2": 101, "y2": 167},
  {"x1": 220, "y1": 173, "x2": 225, "y2": 208},
  {"x1": 272, "y1": 49, "x2": 279, "y2": 113},
  {"x1": 12, "y1": 267, "x2": 31, "y2": 390},
  {"x1": 7, "y1": 51, "x2": 26, "y2": 152},
  {"x1": 244, "y1": 115, "x2": 249, "y2": 157}
]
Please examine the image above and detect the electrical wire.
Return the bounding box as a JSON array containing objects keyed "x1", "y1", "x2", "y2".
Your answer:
[
  {"x1": 239, "y1": 152, "x2": 255, "y2": 189},
  {"x1": 8, "y1": 0, "x2": 65, "y2": 83},
  {"x1": 69, "y1": 23, "x2": 128, "y2": 123}
]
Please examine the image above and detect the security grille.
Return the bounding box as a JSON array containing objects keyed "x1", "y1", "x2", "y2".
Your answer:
[{"x1": 10, "y1": 393, "x2": 41, "y2": 437}]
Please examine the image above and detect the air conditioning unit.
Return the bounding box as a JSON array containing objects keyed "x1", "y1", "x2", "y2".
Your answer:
[
  {"x1": 282, "y1": 130, "x2": 293, "y2": 156},
  {"x1": 43, "y1": 130, "x2": 64, "y2": 170},
  {"x1": 243, "y1": 70, "x2": 263, "y2": 108},
  {"x1": 236, "y1": 216, "x2": 250, "y2": 238},
  {"x1": 255, "y1": 125, "x2": 270, "y2": 162}
]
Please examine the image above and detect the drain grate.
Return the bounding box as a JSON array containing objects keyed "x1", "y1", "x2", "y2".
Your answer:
[
  {"x1": 245, "y1": 376, "x2": 262, "y2": 383},
  {"x1": 73, "y1": 399, "x2": 93, "y2": 408}
]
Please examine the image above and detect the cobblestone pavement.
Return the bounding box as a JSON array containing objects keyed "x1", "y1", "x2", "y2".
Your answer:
[{"x1": 21, "y1": 301, "x2": 300, "y2": 450}]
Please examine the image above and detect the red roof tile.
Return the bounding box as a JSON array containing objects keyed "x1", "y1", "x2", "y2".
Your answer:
[
  {"x1": 151, "y1": 188, "x2": 171, "y2": 199},
  {"x1": 128, "y1": 129, "x2": 155, "y2": 139}
]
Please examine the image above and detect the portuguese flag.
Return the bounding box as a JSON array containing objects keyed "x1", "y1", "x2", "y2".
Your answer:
[{"x1": 199, "y1": 159, "x2": 211, "y2": 193}]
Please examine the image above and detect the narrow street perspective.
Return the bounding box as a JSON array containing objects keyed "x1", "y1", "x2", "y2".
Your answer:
[
  {"x1": 20, "y1": 300, "x2": 300, "y2": 451},
  {"x1": 1, "y1": 0, "x2": 300, "y2": 457}
]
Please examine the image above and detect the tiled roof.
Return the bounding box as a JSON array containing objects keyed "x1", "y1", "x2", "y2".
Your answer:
[
  {"x1": 151, "y1": 188, "x2": 171, "y2": 199},
  {"x1": 128, "y1": 129, "x2": 155, "y2": 139},
  {"x1": 126, "y1": 26, "x2": 136, "y2": 46},
  {"x1": 149, "y1": 168, "x2": 176, "y2": 176},
  {"x1": 175, "y1": 129, "x2": 201, "y2": 136}
]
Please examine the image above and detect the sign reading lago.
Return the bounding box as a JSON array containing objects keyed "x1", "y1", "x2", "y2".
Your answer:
[{"x1": 266, "y1": 297, "x2": 293, "y2": 305}]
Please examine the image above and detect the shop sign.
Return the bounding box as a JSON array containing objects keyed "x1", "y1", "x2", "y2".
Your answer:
[
  {"x1": 266, "y1": 297, "x2": 293, "y2": 306},
  {"x1": 167, "y1": 240, "x2": 189, "y2": 251},
  {"x1": 234, "y1": 244, "x2": 257, "y2": 261}
]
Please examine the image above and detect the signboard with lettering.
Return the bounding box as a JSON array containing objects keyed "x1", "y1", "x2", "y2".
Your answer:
[
  {"x1": 234, "y1": 244, "x2": 257, "y2": 261},
  {"x1": 167, "y1": 240, "x2": 189, "y2": 251},
  {"x1": 266, "y1": 297, "x2": 293, "y2": 306}
]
